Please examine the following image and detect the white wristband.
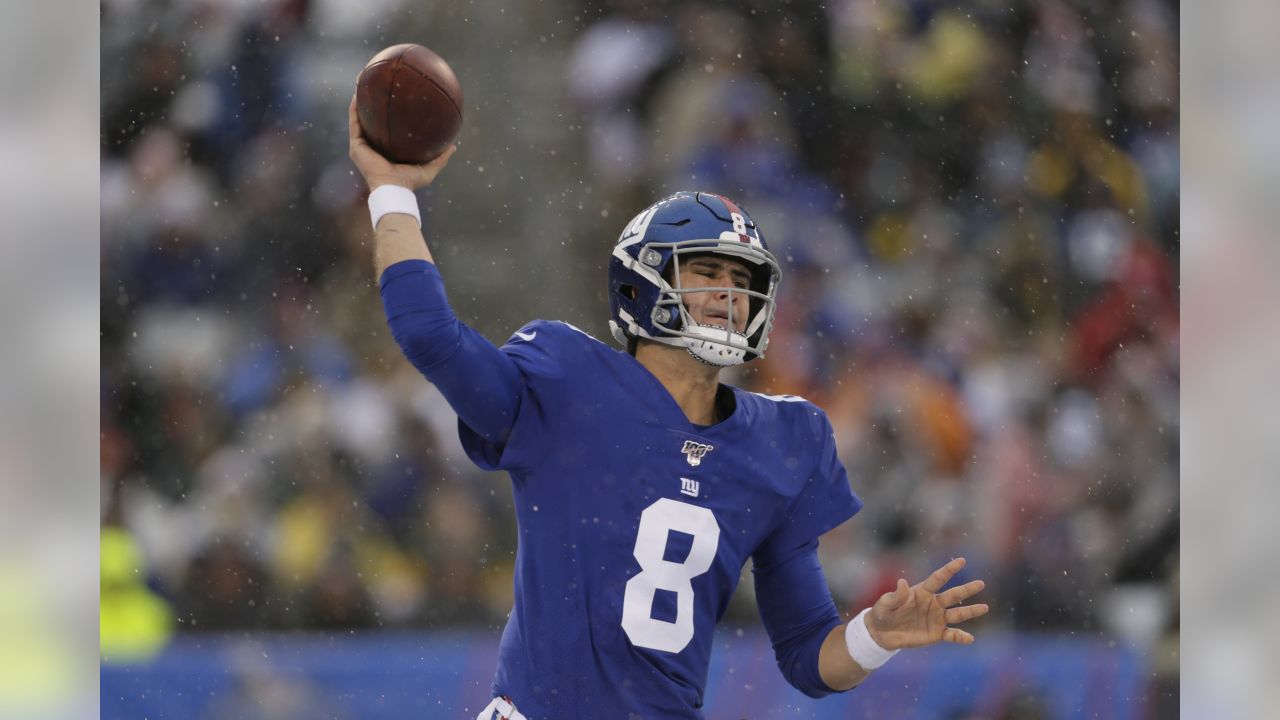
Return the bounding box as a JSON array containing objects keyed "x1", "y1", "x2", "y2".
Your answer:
[
  {"x1": 368, "y1": 184, "x2": 421, "y2": 230},
  {"x1": 845, "y1": 608, "x2": 899, "y2": 670}
]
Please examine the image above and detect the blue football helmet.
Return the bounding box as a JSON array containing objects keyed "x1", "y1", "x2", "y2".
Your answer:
[{"x1": 608, "y1": 191, "x2": 781, "y2": 366}]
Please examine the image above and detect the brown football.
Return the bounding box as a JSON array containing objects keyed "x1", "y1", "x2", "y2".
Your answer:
[{"x1": 355, "y1": 44, "x2": 463, "y2": 164}]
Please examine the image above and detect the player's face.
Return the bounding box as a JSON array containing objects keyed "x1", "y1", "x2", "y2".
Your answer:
[{"x1": 677, "y1": 256, "x2": 752, "y2": 333}]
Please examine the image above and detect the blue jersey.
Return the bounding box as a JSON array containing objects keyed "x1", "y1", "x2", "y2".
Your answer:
[{"x1": 458, "y1": 319, "x2": 861, "y2": 719}]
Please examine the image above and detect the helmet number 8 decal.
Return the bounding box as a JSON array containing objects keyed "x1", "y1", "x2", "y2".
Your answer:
[
  {"x1": 621, "y1": 498, "x2": 720, "y2": 653},
  {"x1": 730, "y1": 212, "x2": 748, "y2": 239}
]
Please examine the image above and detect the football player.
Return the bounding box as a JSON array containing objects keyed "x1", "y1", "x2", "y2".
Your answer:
[{"x1": 348, "y1": 95, "x2": 988, "y2": 720}]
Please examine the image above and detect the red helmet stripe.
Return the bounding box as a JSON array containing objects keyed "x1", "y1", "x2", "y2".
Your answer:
[
  {"x1": 706, "y1": 193, "x2": 751, "y2": 244},
  {"x1": 716, "y1": 194, "x2": 742, "y2": 217}
]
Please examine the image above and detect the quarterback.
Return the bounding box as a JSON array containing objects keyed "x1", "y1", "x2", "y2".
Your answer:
[{"x1": 348, "y1": 96, "x2": 988, "y2": 719}]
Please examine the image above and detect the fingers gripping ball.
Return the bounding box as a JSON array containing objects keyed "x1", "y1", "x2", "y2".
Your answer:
[{"x1": 356, "y1": 44, "x2": 463, "y2": 164}]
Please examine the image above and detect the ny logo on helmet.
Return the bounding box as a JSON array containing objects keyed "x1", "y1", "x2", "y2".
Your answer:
[{"x1": 681, "y1": 440, "x2": 714, "y2": 467}]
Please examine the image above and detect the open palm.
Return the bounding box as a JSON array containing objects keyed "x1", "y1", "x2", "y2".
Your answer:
[{"x1": 865, "y1": 557, "x2": 988, "y2": 650}]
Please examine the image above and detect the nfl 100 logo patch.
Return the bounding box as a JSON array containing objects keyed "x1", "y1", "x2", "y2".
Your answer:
[{"x1": 680, "y1": 440, "x2": 713, "y2": 467}]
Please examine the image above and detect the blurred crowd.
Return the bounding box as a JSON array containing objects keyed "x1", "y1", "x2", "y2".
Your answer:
[{"x1": 100, "y1": 0, "x2": 1178, "y2": 700}]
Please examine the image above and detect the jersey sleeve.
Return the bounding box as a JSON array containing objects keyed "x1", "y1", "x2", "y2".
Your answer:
[
  {"x1": 749, "y1": 406, "x2": 861, "y2": 698},
  {"x1": 756, "y1": 406, "x2": 862, "y2": 565},
  {"x1": 380, "y1": 259, "x2": 524, "y2": 447},
  {"x1": 752, "y1": 539, "x2": 845, "y2": 698},
  {"x1": 457, "y1": 319, "x2": 569, "y2": 474}
]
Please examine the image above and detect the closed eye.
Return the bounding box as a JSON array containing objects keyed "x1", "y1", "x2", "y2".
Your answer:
[
  {"x1": 696, "y1": 271, "x2": 746, "y2": 289},
  {"x1": 687, "y1": 260, "x2": 751, "y2": 289}
]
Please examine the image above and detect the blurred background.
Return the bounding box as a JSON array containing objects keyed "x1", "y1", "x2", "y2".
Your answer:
[{"x1": 99, "y1": 0, "x2": 1178, "y2": 717}]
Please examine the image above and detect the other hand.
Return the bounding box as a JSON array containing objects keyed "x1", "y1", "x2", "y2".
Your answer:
[{"x1": 864, "y1": 557, "x2": 988, "y2": 650}]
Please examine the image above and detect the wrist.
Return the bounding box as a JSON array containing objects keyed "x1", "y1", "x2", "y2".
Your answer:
[
  {"x1": 367, "y1": 175, "x2": 407, "y2": 191},
  {"x1": 844, "y1": 608, "x2": 899, "y2": 671},
  {"x1": 368, "y1": 184, "x2": 421, "y2": 230}
]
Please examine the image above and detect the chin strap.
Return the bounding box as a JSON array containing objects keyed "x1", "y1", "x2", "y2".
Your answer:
[
  {"x1": 683, "y1": 323, "x2": 749, "y2": 366},
  {"x1": 476, "y1": 696, "x2": 527, "y2": 720}
]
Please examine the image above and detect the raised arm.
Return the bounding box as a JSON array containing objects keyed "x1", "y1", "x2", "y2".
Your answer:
[{"x1": 347, "y1": 94, "x2": 522, "y2": 447}]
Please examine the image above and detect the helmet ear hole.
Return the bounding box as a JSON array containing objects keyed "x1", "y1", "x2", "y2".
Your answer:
[{"x1": 617, "y1": 284, "x2": 637, "y2": 300}]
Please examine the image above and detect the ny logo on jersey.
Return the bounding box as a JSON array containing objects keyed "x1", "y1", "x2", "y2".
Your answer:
[
  {"x1": 680, "y1": 477, "x2": 700, "y2": 498},
  {"x1": 681, "y1": 440, "x2": 714, "y2": 467}
]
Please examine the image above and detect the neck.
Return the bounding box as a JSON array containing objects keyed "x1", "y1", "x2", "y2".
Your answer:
[{"x1": 634, "y1": 341, "x2": 722, "y2": 425}]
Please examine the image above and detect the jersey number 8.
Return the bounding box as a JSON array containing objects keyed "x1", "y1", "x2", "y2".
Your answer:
[{"x1": 621, "y1": 498, "x2": 721, "y2": 653}]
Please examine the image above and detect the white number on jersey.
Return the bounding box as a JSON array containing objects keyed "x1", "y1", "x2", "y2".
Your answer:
[{"x1": 621, "y1": 498, "x2": 721, "y2": 653}]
